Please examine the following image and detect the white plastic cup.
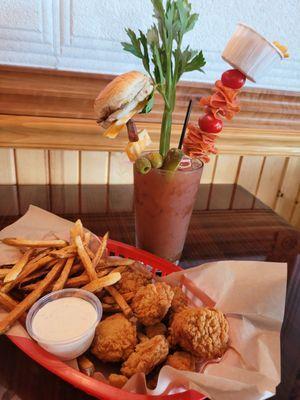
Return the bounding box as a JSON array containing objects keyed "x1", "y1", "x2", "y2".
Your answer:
[
  {"x1": 222, "y1": 23, "x2": 283, "y2": 82},
  {"x1": 26, "y1": 289, "x2": 102, "y2": 361}
]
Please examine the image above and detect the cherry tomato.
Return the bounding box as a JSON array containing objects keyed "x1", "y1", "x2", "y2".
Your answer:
[
  {"x1": 199, "y1": 114, "x2": 223, "y2": 133},
  {"x1": 221, "y1": 69, "x2": 246, "y2": 89}
]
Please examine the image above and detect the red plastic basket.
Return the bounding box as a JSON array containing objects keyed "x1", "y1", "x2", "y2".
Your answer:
[{"x1": 7, "y1": 239, "x2": 206, "y2": 400}]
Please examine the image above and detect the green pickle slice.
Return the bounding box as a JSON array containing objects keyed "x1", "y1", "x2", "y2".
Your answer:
[
  {"x1": 135, "y1": 157, "x2": 152, "y2": 174},
  {"x1": 162, "y1": 148, "x2": 184, "y2": 171}
]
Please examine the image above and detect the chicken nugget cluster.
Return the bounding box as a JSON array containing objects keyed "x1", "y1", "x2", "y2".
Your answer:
[{"x1": 86, "y1": 260, "x2": 229, "y2": 390}]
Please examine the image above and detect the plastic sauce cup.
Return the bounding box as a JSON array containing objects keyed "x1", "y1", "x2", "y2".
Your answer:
[{"x1": 26, "y1": 289, "x2": 102, "y2": 361}]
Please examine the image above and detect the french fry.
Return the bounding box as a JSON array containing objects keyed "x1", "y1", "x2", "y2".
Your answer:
[
  {"x1": 0, "y1": 260, "x2": 65, "y2": 335},
  {"x1": 105, "y1": 286, "x2": 133, "y2": 318},
  {"x1": 92, "y1": 232, "x2": 109, "y2": 268},
  {"x1": 78, "y1": 355, "x2": 95, "y2": 377},
  {"x1": 85, "y1": 245, "x2": 95, "y2": 260},
  {"x1": 1, "y1": 238, "x2": 67, "y2": 248},
  {"x1": 0, "y1": 269, "x2": 11, "y2": 279},
  {"x1": 82, "y1": 272, "x2": 121, "y2": 293},
  {"x1": 4, "y1": 249, "x2": 34, "y2": 283},
  {"x1": 50, "y1": 245, "x2": 77, "y2": 259},
  {"x1": 102, "y1": 291, "x2": 134, "y2": 304},
  {"x1": 75, "y1": 236, "x2": 97, "y2": 281},
  {"x1": 70, "y1": 219, "x2": 84, "y2": 244},
  {"x1": 102, "y1": 303, "x2": 120, "y2": 312},
  {"x1": 18, "y1": 259, "x2": 57, "y2": 286},
  {"x1": 96, "y1": 257, "x2": 134, "y2": 270},
  {"x1": 65, "y1": 273, "x2": 89, "y2": 288},
  {"x1": 52, "y1": 257, "x2": 74, "y2": 292},
  {"x1": 1, "y1": 255, "x2": 53, "y2": 294}
]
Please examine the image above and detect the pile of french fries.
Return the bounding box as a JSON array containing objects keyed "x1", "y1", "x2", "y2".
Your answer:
[{"x1": 0, "y1": 219, "x2": 139, "y2": 336}]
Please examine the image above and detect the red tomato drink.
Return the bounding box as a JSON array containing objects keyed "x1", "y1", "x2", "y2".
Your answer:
[{"x1": 134, "y1": 159, "x2": 203, "y2": 262}]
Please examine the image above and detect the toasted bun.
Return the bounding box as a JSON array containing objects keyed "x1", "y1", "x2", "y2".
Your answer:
[{"x1": 94, "y1": 71, "x2": 153, "y2": 123}]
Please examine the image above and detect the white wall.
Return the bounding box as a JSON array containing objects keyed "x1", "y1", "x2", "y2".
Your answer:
[{"x1": 0, "y1": 0, "x2": 299, "y2": 91}]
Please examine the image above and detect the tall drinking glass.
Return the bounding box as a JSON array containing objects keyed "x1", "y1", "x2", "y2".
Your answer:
[{"x1": 134, "y1": 159, "x2": 203, "y2": 262}]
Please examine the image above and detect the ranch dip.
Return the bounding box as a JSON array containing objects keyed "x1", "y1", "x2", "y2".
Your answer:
[{"x1": 32, "y1": 297, "x2": 98, "y2": 342}]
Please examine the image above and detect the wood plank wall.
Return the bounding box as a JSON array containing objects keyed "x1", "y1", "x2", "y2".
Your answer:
[
  {"x1": 0, "y1": 148, "x2": 299, "y2": 228},
  {"x1": 0, "y1": 66, "x2": 299, "y2": 227}
]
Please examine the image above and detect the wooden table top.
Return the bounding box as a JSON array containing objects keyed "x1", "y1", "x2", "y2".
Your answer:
[{"x1": 0, "y1": 183, "x2": 299, "y2": 400}]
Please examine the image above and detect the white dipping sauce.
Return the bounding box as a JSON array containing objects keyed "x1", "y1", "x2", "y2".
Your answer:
[{"x1": 32, "y1": 297, "x2": 97, "y2": 342}]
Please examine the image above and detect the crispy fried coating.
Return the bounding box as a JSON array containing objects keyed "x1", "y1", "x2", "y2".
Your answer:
[
  {"x1": 171, "y1": 286, "x2": 189, "y2": 313},
  {"x1": 166, "y1": 351, "x2": 196, "y2": 371},
  {"x1": 145, "y1": 322, "x2": 167, "y2": 338},
  {"x1": 169, "y1": 307, "x2": 229, "y2": 360},
  {"x1": 91, "y1": 314, "x2": 137, "y2": 362},
  {"x1": 108, "y1": 374, "x2": 128, "y2": 388},
  {"x1": 116, "y1": 266, "x2": 151, "y2": 294},
  {"x1": 121, "y1": 335, "x2": 169, "y2": 377},
  {"x1": 131, "y1": 282, "x2": 174, "y2": 326}
]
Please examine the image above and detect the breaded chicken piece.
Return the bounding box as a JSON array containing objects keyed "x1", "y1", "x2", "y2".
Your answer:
[
  {"x1": 91, "y1": 314, "x2": 137, "y2": 362},
  {"x1": 166, "y1": 351, "x2": 196, "y2": 371},
  {"x1": 171, "y1": 286, "x2": 189, "y2": 313},
  {"x1": 121, "y1": 335, "x2": 169, "y2": 377},
  {"x1": 116, "y1": 265, "x2": 152, "y2": 294},
  {"x1": 108, "y1": 374, "x2": 128, "y2": 388},
  {"x1": 169, "y1": 307, "x2": 229, "y2": 360},
  {"x1": 145, "y1": 322, "x2": 167, "y2": 338},
  {"x1": 131, "y1": 282, "x2": 174, "y2": 326}
]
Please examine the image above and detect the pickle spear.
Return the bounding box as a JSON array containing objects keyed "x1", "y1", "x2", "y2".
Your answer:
[
  {"x1": 135, "y1": 157, "x2": 152, "y2": 174},
  {"x1": 162, "y1": 148, "x2": 184, "y2": 171},
  {"x1": 146, "y1": 152, "x2": 163, "y2": 169}
]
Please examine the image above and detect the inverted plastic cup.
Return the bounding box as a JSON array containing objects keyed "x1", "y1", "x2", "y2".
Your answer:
[
  {"x1": 26, "y1": 288, "x2": 102, "y2": 361},
  {"x1": 222, "y1": 22, "x2": 283, "y2": 82}
]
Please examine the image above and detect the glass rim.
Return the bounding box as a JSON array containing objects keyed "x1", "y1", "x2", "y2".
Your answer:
[{"x1": 26, "y1": 288, "x2": 102, "y2": 345}]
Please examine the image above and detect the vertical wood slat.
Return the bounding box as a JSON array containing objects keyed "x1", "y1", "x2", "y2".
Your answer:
[
  {"x1": 15, "y1": 149, "x2": 49, "y2": 184},
  {"x1": 109, "y1": 152, "x2": 133, "y2": 211},
  {"x1": 0, "y1": 148, "x2": 16, "y2": 184},
  {"x1": 255, "y1": 156, "x2": 287, "y2": 209},
  {"x1": 237, "y1": 156, "x2": 265, "y2": 195},
  {"x1": 209, "y1": 155, "x2": 240, "y2": 210},
  {"x1": 275, "y1": 157, "x2": 300, "y2": 221},
  {"x1": 80, "y1": 151, "x2": 109, "y2": 184},
  {"x1": 290, "y1": 187, "x2": 300, "y2": 228},
  {"x1": 49, "y1": 150, "x2": 79, "y2": 184},
  {"x1": 80, "y1": 151, "x2": 109, "y2": 213}
]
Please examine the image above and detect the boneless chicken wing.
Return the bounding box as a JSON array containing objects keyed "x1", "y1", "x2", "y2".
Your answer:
[
  {"x1": 169, "y1": 307, "x2": 229, "y2": 360},
  {"x1": 91, "y1": 314, "x2": 137, "y2": 362},
  {"x1": 131, "y1": 282, "x2": 174, "y2": 326},
  {"x1": 121, "y1": 335, "x2": 169, "y2": 377},
  {"x1": 166, "y1": 351, "x2": 196, "y2": 371}
]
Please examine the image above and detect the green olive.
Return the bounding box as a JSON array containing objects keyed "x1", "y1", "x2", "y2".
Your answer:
[
  {"x1": 146, "y1": 152, "x2": 163, "y2": 169},
  {"x1": 135, "y1": 157, "x2": 152, "y2": 174}
]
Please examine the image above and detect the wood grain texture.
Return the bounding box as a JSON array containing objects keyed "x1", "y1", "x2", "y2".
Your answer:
[
  {"x1": 237, "y1": 155, "x2": 265, "y2": 195},
  {"x1": 276, "y1": 157, "x2": 300, "y2": 221},
  {"x1": 0, "y1": 66, "x2": 299, "y2": 129},
  {"x1": 49, "y1": 150, "x2": 79, "y2": 184},
  {"x1": 109, "y1": 152, "x2": 133, "y2": 184},
  {"x1": 80, "y1": 151, "x2": 108, "y2": 184},
  {"x1": 0, "y1": 66, "x2": 299, "y2": 156},
  {"x1": 290, "y1": 187, "x2": 300, "y2": 228},
  {"x1": 15, "y1": 149, "x2": 49, "y2": 184},
  {"x1": 0, "y1": 148, "x2": 16, "y2": 184},
  {"x1": 255, "y1": 156, "x2": 287, "y2": 209},
  {"x1": 0, "y1": 114, "x2": 298, "y2": 156}
]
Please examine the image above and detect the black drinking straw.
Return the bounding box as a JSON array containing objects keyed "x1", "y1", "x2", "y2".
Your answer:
[{"x1": 178, "y1": 99, "x2": 193, "y2": 149}]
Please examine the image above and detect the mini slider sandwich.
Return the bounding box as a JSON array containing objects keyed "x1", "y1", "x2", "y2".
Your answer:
[{"x1": 94, "y1": 71, "x2": 153, "y2": 160}]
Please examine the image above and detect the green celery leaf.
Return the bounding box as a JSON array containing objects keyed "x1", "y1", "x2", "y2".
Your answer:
[
  {"x1": 185, "y1": 50, "x2": 206, "y2": 72},
  {"x1": 140, "y1": 90, "x2": 155, "y2": 114}
]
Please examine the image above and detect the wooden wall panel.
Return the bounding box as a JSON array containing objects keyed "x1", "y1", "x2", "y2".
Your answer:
[
  {"x1": 15, "y1": 149, "x2": 49, "y2": 184},
  {"x1": 290, "y1": 188, "x2": 300, "y2": 228},
  {"x1": 255, "y1": 156, "x2": 287, "y2": 208},
  {"x1": 81, "y1": 151, "x2": 108, "y2": 184},
  {"x1": 0, "y1": 148, "x2": 16, "y2": 184},
  {"x1": 275, "y1": 157, "x2": 300, "y2": 221},
  {"x1": 237, "y1": 156, "x2": 265, "y2": 195},
  {"x1": 109, "y1": 153, "x2": 133, "y2": 185},
  {"x1": 49, "y1": 150, "x2": 79, "y2": 184},
  {"x1": 200, "y1": 155, "x2": 216, "y2": 184},
  {"x1": 213, "y1": 155, "x2": 240, "y2": 184}
]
